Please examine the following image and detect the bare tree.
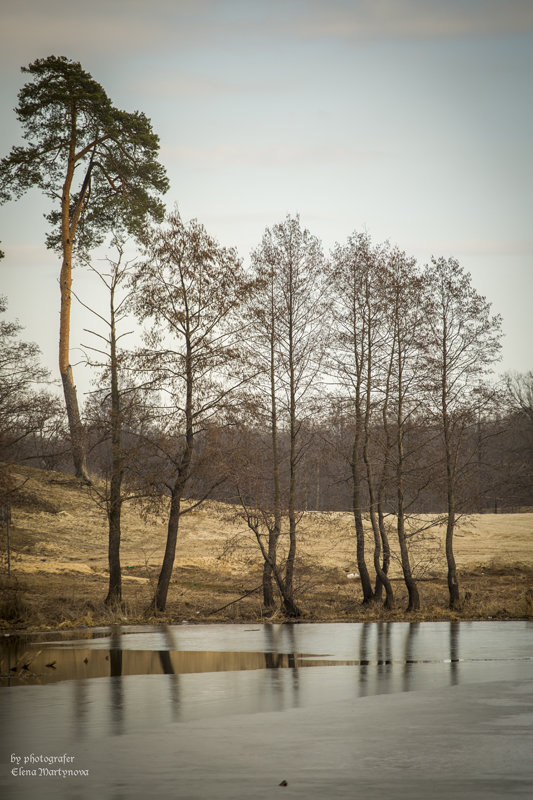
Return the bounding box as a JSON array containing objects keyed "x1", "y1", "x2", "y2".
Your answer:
[
  {"x1": 425, "y1": 257, "x2": 502, "y2": 608},
  {"x1": 129, "y1": 209, "x2": 254, "y2": 613},
  {"x1": 241, "y1": 259, "x2": 282, "y2": 609},
  {"x1": 77, "y1": 239, "x2": 143, "y2": 606},
  {"x1": 383, "y1": 247, "x2": 431, "y2": 611},
  {"x1": 330, "y1": 232, "x2": 385, "y2": 605},
  {"x1": 239, "y1": 215, "x2": 328, "y2": 617}
]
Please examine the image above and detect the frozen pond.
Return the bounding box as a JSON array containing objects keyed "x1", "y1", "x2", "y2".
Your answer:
[{"x1": 1, "y1": 621, "x2": 532, "y2": 799}]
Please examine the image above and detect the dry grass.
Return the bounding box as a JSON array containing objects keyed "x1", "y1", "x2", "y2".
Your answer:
[{"x1": 1, "y1": 463, "x2": 532, "y2": 629}]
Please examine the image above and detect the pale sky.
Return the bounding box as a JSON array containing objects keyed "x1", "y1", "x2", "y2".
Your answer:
[{"x1": 1, "y1": 0, "x2": 532, "y2": 397}]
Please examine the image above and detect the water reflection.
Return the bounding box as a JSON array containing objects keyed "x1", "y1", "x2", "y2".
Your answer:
[
  {"x1": 2, "y1": 620, "x2": 530, "y2": 692},
  {"x1": 1, "y1": 619, "x2": 476, "y2": 745},
  {"x1": 448, "y1": 620, "x2": 457, "y2": 686},
  {"x1": 73, "y1": 679, "x2": 89, "y2": 742},
  {"x1": 403, "y1": 621, "x2": 419, "y2": 692},
  {"x1": 0, "y1": 644, "x2": 326, "y2": 686},
  {"x1": 109, "y1": 627, "x2": 123, "y2": 736},
  {"x1": 160, "y1": 626, "x2": 180, "y2": 722},
  {"x1": 1, "y1": 622, "x2": 531, "y2": 800}
]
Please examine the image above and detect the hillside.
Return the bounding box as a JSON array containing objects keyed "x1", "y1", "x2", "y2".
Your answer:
[{"x1": 1, "y1": 464, "x2": 532, "y2": 629}]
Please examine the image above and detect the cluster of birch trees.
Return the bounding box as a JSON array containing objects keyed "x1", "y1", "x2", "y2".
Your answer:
[{"x1": 75, "y1": 210, "x2": 502, "y2": 616}]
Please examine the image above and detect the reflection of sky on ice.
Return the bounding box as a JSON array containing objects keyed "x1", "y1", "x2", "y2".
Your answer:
[{"x1": 1, "y1": 622, "x2": 532, "y2": 798}]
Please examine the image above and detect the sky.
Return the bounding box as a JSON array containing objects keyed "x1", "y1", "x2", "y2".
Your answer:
[{"x1": 1, "y1": 0, "x2": 532, "y2": 398}]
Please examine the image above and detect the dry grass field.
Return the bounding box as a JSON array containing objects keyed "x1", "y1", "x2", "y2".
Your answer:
[{"x1": 1, "y1": 463, "x2": 532, "y2": 629}]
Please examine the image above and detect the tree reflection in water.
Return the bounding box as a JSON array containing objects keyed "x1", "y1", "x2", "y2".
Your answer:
[
  {"x1": 159, "y1": 626, "x2": 180, "y2": 722},
  {"x1": 1, "y1": 622, "x2": 530, "y2": 800},
  {"x1": 109, "y1": 626, "x2": 123, "y2": 736}
]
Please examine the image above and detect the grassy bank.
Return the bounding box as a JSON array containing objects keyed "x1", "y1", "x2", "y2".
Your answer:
[{"x1": 1, "y1": 464, "x2": 532, "y2": 630}]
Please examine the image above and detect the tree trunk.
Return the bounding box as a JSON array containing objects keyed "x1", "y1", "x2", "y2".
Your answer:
[
  {"x1": 106, "y1": 496, "x2": 122, "y2": 606},
  {"x1": 376, "y1": 355, "x2": 393, "y2": 600},
  {"x1": 282, "y1": 260, "x2": 301, "y2": 619},
  {"x1": 396, "y1": 396, "x2": 419, "y2": 611},
  {"x1": 105, "y1": 296, "x2": 123, "y2": 606},
  {"x1": 151, "y1": 490, "x2": 181, "y2": 613},
  {"x1": 150, "y1": 340, "x2": 194, "y2": 615},
  {"x1": 394, "y1": 324, "x2": 419, "y2": 612},
  {"x1": 365, "y1": 454, "x2": 393, "y2": 607},
  {"x1": 283, "y1": 515, "x2": 301, "y2": 617},
  {"x1": 396, "y1": 448, "x2": 420, "y2": 611},
  {"x1": 363, "y1": 309, "x2": 393, "y2": 610},
  {"x1": 250, "y1": 519, "x2": 300, "y2": 617},
  {"x1": 444, "y1": 452, "x2": 460, "y2": 609},
  {"x1": 446, "y1": 510, "x2": 460, "y2": 609},
  {"x1": 284, "y1": 422, "x2": 301, "y2": 617},
  {"x1": 262, "y1": 558, "x2": 275, "y2": 608},
  {"x1": 442, "y1": 343, "x2": 460, "y2": 610},
  {"x1": 366, "y1": 483, "x2": 394, "y2": 610},
  {"x1": 377, "y1": 505, "x2": 391, "y2": 591},
  {"x1": 59, "y1": 130, "x2": 91, "y2": 484},
  {"x1": 60, "y1": 367, "x2": 90, "y2": 483},
  {"x1": 263, "y1": 316, "x2": 280, "y2": 609},
  {"x1": 281, "y1": 591, "x2": 301, "y2": 618},
  {"x1": 59, "y1": 236, "x2": 90, "y2": 483},
  {"x1": 351, "y1": 443, "x2": 373, "y2": 604},
  {"x1": 397, "y1": 509, "x2": 420, "y2": 611}
]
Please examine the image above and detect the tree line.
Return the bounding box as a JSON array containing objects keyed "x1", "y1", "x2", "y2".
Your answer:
[{"x1": 1, "y1": 57, "x2": 531, "y2": 618}]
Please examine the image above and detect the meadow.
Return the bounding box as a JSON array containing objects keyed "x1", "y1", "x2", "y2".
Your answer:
[{"x1": 1, "y1": 464, "x2": 532, "y2": 629}]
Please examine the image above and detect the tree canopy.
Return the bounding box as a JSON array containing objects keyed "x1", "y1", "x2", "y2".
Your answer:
[
  {"x1": 0, "y1": 55, "x2": 169, "y2": 481},
  {"x1": 0, "y1": 55, "x2": 169, "y2": 251}
]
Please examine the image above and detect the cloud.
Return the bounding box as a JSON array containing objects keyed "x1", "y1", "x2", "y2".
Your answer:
[
  {"x1": 290, "y1": 0, "x2": 533, "y2": 40},
  {"x1": 0, "y1": 0, "x2": 218, "y2": 62},
  {"x1": 133, "y1": 74, "x2": 280, "y2": 100},
  {"x1": 2, "y1": 0, "x2": 532, "y2": 68},
  {"x1": 161, "y1": 141, "x2": 386, "y2": 168}
]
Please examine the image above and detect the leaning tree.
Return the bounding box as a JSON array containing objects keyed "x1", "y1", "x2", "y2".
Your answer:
[{"x1": 0, "y1": 56, "x2": 168, "y2": 481}]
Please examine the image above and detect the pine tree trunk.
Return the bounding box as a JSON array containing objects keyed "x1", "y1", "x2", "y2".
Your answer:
[
  {"x1": 60, "y1": 368, "x2": 90, "y2": 482},
  {"x1": 59, "y1": 239, "x2": 90, "y2": 483}
]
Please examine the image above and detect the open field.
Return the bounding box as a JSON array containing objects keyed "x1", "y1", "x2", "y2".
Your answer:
[{"x1": 1, "y1": 464, "x2": 532, "y2": 629}]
